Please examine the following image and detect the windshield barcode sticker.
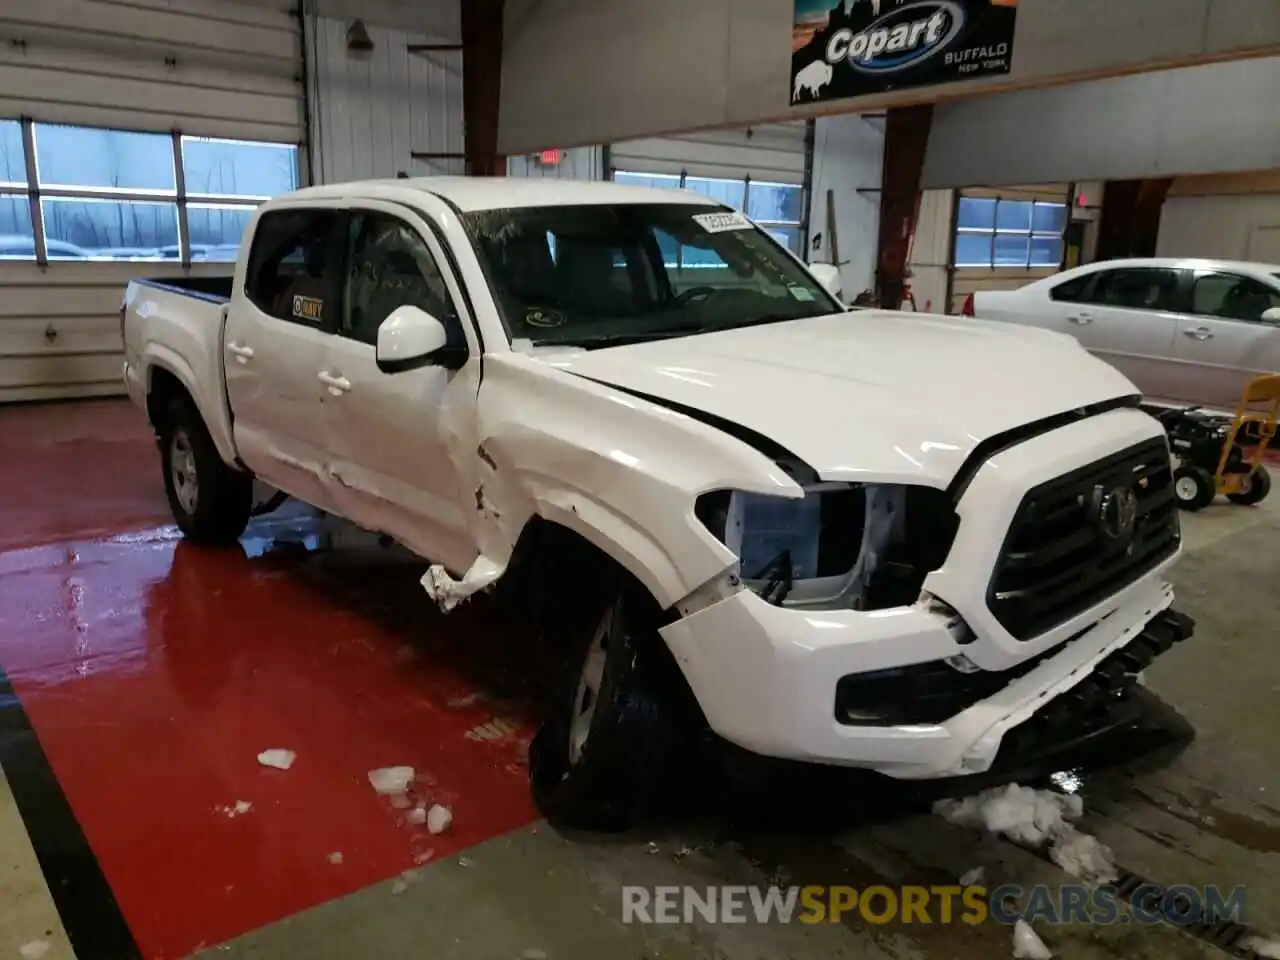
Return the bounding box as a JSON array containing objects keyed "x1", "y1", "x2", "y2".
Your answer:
[{"x1": 692, "y1": 211, "x2": 754, "y2": 234}]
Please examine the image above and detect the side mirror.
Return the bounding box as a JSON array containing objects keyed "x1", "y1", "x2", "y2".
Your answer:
[
  {"x1": 375, "y1": 305, "x2": 466, "y2": 373},
  {"x1": 1262, "y1": 306, "x2": 1280, "y2": 325},
  {"x1": 808, "y1": 263, "x2": 843, "y2": 301}
]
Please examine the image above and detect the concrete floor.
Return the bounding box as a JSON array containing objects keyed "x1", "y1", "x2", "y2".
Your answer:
[{"x1": 1, "y1": 399, "x2": 1278, "y2": 960}]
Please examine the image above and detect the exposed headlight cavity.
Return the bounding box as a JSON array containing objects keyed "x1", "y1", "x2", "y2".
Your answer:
[{"x1": 695, "y1": 481, "x2": 960, "y2": 611}]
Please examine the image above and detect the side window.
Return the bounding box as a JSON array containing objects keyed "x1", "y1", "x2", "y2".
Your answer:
[
  {"x1": 245, "y1": 209, "x2": 338, "y2": 324},
  {"x1": 341, "y1": 212, "x2": 456, "y2": 347},
  {"x1": 1191, "y1": 273, "x2": 1280, "y2": 323},
  {"x1": 1085, "y1": 268, "x2": 1180, "y2": 311},
  {"x1": 1049, "y1": 274, "x2": 1092, "y2": 303}
]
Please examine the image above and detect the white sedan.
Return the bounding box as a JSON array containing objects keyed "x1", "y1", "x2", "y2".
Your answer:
[{"x1": 965, "y1": 257, "x2": 1280, "y2": 410}]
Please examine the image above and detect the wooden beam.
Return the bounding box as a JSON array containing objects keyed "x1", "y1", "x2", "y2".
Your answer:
[{"x1": 461, "y1": 0, "x2": 505, "y2": 176}]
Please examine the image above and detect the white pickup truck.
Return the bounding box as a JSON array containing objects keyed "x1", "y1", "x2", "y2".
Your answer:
[{"x1": 123, "y1": 177, "x2": 1194, "y2": 828}]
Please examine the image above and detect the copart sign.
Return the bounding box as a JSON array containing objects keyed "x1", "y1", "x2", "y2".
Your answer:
[{"x1": 790, "y1": 0, "x2": 1018, "y2": 104}]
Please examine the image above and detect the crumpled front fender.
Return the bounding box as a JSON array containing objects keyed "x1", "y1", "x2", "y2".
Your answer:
[{"x1": 463, "y1": 354, "x2": 802, "y2": 609}]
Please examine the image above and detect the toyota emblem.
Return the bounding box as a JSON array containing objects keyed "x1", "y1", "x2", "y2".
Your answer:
[{"x1": 1092, "y1": 484, "x2": 1139, "y2": 541}]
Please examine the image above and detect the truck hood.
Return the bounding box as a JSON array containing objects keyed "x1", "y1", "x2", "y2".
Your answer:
[{"x1": 544, "y1": 311, "x2": 1140, "y2": 488}]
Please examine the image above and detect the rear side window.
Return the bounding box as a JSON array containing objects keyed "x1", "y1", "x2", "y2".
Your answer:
[
  {"x1": 245, "y1": 209, "x2": 339, "y2": 325},
  {"x1": 1084, "y1": 268, "x2": 1180, "y2": 312},
  {"x1": 1049, "y1": 274, "x2": 1092, "y2": 302}
]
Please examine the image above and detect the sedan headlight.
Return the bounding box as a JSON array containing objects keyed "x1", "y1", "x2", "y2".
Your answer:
[{"x1": 695, "y1": 482, "x2": 959, "y2": 611}]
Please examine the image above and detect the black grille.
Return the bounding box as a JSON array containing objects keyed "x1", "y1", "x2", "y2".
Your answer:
[{"x1": 988, "y1": 438, "x2": 1180, "y2": 640}]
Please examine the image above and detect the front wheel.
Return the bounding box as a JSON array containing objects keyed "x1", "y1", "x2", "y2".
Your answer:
[
  {"x1": 1172, "y1": 465, "x2": 1216, "y2": 511},
  {"x1": 1227, "y1": 465, "x2": 1271, "y2": 506},
  {"x1": 528, "y1": 585, "x2": 673, "y2": 832},
  {"x1": 158, "y1": 396, "x2": 253, "y2": 544}
]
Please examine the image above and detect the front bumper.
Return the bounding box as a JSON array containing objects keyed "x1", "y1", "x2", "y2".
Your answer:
[{"x1": 659, "y1": 575, "x2": 1192, "y2": 778}]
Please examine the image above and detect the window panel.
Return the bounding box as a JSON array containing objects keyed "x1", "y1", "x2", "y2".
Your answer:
[
  {"x1": 954, "y1": 232, "x2": 994, "y2": 267},
  {"x1": 956, "y1": 197, "x2": 996, "y2": 231},
  {"x1": 1029, "y1": 235, "x2": 1063, "y2": 268},
  {"x1": 1032, "y1": 202, "x2": 1068, "y2": 234},
  {"x1": 187, "y1": 204, "x2": 257, "y2": 261},
  {"x1": 34, "y1": 124, "x2": 175, "y2": 192},
  {"x1": 1192, "y1": 273, "x2": 1280, "y2": 322},
  {"x1": 0, "y1": 195, "x2": 35, "y2": 258},
  {"x1": 995, "y1": 200, "x2": 1033, "y2": 233},
  {"x1": 182, "y1": 136, "x2": 298, "y2": 199},
  {"x1": 684, "y1": 176, "x2": 745, "y2": 209},
  {"x1": 748, "y1": 182, "x2": 803, "y2": 223},
  {"x1": 1087, "y1": 268, "x2": 1180, "y2": 311},
  {"x1": 994, "y1": 234, "x2": 1031, "y2": 267},
  {"x1": 41, "y1": 198, "x2": 178, "y2": 259},
  {"x1": 0, "y1": 120, "x2": 24, "y2": 187},
  {"x1": 245, "y1": 209, "x2": 339, "y2": 324}
]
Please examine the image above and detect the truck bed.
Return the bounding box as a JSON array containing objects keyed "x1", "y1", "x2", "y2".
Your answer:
[{"x1": 135, "y1": 275, "x2": 233, "y2": 303}]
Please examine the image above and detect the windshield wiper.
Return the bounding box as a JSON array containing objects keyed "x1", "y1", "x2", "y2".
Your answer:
[{"x1": 537, "y1": 325, "x2": 706, "y2": 348}]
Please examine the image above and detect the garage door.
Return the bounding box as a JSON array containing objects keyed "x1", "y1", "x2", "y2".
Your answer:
[
  {"x1": 610, "y1": 123, "x2": 809, "y2": 254},
  {"x1": 0, "y1": 0, "x2": 303, "y2": 403}
]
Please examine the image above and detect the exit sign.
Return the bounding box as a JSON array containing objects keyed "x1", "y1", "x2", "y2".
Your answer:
[{"x1": 537, "y1": 149, "x2": 564, "y2": 166}]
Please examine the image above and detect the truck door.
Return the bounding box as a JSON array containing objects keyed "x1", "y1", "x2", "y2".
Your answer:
[
  {"x1": 225, "y1": 206, "x2": 343, "y2": 512},
  {"x1": 315, "y1": 203, "x2": 482, "y2": 573}
]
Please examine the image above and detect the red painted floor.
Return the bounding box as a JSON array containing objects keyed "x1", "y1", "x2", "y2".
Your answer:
[{"x1": 0, "y1": 401, "x2": 540, "y2": 960}]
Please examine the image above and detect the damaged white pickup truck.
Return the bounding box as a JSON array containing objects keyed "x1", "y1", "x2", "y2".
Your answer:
[{"x1": 123, "y1": 178, "x2": 1194, "y2": 828}]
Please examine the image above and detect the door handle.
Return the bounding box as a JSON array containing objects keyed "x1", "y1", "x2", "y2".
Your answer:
[
  {"x1": 318, "y1": 370, "x2": 351, "y2": 394},
  {"x1": 1068, "y1": 314, "x2": 1093, "y2": 325},
  {"x1": 226, "y1": 342, "x2": 254, "y2": 362},
  {"x1": 1183, "y1": 327, "x2": 1214, "y2": 341}
]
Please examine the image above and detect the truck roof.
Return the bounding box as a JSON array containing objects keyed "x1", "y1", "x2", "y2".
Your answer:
[{"x1": 279, "y1": 177, "x2": 721, "y2": 213}]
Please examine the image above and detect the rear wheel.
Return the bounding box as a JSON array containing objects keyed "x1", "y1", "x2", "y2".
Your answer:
[
  {"x1": 1227, "y1": 465, "x2": 1271, "y2": 506},
  {"x1": 1172, "y1": 465, "x2": 1216, "y2": 511},
  {"x1": 158, "y1": 395, "x2": 253, "y2": 544},
  {"x1": 528, "y1": 579, "x2": 674, "y2": 832}
]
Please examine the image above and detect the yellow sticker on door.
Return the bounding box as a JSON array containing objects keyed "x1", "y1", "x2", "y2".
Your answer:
[{"x1": 292, "y1": 295, "x2": 324, "y2": 322}]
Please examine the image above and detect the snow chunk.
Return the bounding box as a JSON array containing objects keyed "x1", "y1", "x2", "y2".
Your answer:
[
  {"x1": 426, "y1": 804, "x2": 453, "y2": 835},
  {"x1": 421, "y1": 556, "x2": 503, "y2": 613},
  {"x1": 327, "y1": 851, "x2": 344, "y2": 865},
  {"x1": 368, "y1": 766, "x2": 415, "y2": 795},
  {"x1": 959, "y1": 866, "x2": 984, "y2": 887},
  {"x1": 1243, "y1": 936, "x2": 1280, "y2": 959},
  {"x1": 406, "y1": 804, "x2": 428, "y2": 825},
  {"x1": 936, "y1": 783, "x2": 1116, "y2": 885},
  {"x1": 257, "y1": 749, "x2": 296, "y2": 770},
  {"x1": 1012, "y1": 919, "x2": 1052, "y2": 959},
  {"x1": 19, "y1": 941, "x2": 50, "y2": 960},
  {"x1": 391, "y1": 879, "x2": 409, "y2": 895}
]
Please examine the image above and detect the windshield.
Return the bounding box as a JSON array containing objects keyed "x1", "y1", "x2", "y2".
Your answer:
[{"x1": 461, "y1": 203, "x2": 842, "y2": 347}]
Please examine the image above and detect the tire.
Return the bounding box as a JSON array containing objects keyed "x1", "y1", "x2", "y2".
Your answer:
[
  {"x1": 1227, "y1": 465, "x2": 1271, "y2": 506},
  {"x1": 158, "y1": 395, "x2": 253, "y2": 544},
  {"x1": 1172, "y1": 465, "x2": 1216, "y2": 511},
  {"x1": 528, "y1": 581, "x2": 673, "y2": 832}
]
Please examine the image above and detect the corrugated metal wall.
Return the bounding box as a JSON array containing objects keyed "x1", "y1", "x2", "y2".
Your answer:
[
  {"x1": 305, "y1": 6, "x2": 464, "y2": 183},
  {"x1": 610, "y1": 123, "x2": 807, "y2": 182},
  {"x1": 0, "y1": 0, "x2": 303, "y2": 402}
]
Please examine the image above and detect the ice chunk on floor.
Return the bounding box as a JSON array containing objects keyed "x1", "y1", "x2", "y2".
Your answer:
[
  {"x1": 257, "y1": 749, "x2": 296, "y2": 770},
  {"x1": 935, "y1": 783, "x2": 1116, "y2": 885},
  {"x1": 327, "y1": 851, "x2": 344, "y2": 865},
  {"x1": 426, "y1": 804, "x2": 453, "y2": 835},
  {"x1": 1243, "y1": 936, "x2": 1280, "y2": 959},
  {"x1": 391, "y1": 879, "x2": 409, "y2": 895},
  {"x1": 1012, "y1": 919, "x2": 1052, "y2": 959},
  {"x1": 368, "y1": 766, "x2": 415, "y2": 795},
  {"x1": 958, "y1": 866, "x2": 984, "y2": 886},
  {"x1": 407, "y1": 804, "x2": 428, "y2": 825},
  {"x1": 19, "y1": 941, "x2": 50, "y2": 960}
]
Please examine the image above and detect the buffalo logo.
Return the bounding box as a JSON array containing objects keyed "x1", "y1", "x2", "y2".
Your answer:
[
  {"x1": 1092, "y1": 483, "x2": 1139, "y2": 542},
  {"x1": 824, "y1": 1, "x2": 966, "y2": 75}
]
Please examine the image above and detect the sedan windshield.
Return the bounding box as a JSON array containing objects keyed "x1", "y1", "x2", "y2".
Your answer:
[{"x1": 461, "y1": 203, "x2": 841, "y2": 347}]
